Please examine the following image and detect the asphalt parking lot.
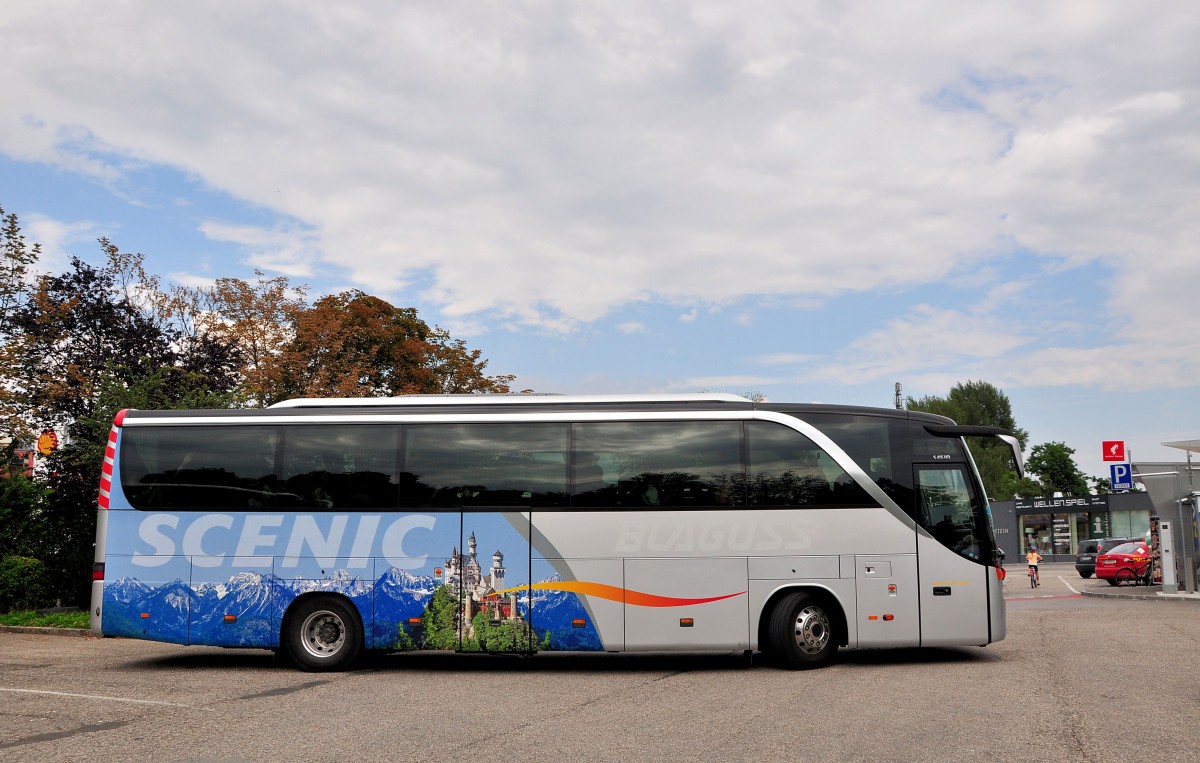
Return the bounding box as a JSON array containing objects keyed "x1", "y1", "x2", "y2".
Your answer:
[
  {"x1": 1007, "y1": 561, "x2": 1200, "y2": 602},
  {"x1": 2, "y1": 563, "x2": 1197, "y2": 762}
]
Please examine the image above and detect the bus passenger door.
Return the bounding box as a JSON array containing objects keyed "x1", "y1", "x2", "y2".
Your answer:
[
  {"x1": 457, "y1": 511, "x2": 532, "y2": 654},
  {"x1": 913, "y1": 465, "x2": 991, "y2": 647}
]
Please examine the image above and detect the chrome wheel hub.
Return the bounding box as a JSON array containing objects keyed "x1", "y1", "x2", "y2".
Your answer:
[
  {"x1": 300, "y1": 610, "x2": 345, "y2": 660},
  {"x1": 792, "y1": 605, "x2": 831, "y2": 654}
]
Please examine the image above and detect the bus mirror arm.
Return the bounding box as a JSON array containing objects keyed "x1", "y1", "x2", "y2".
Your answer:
[{"x1": 997, "y1": 434, "x2": 1025, "y2": 479}]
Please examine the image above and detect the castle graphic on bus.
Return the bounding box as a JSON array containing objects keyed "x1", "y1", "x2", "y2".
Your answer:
[{"x1": 101, "y1": 530, "x2": 601, "y2": 653}]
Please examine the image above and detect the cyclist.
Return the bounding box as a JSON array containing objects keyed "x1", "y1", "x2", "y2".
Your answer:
[{"x1": 1026, "y1": 547, "x2": 1044, "y2": 587}]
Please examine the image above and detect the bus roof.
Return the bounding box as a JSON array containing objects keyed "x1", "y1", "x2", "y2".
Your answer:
[
  {"x1": 119, "y1": 394, "x2": 957, "y2": 425},
  {"x1": 267, "y1": 393, "x2": 752, "y2": 408}
]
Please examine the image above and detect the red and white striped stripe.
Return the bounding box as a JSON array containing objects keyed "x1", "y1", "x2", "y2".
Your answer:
[{"x1": 97, "y1": 411, "x2": 125, "y2": 510}]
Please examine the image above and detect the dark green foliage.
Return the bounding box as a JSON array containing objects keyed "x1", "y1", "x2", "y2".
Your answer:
[
  {"x1": 1027, "y1": 441, "x2": 1090, "y2": 497},
  {"x1": 394, "y1": 623, "x2": 418, "y2": 651},
  {"x1": 471, "y1": 610, "x2": 531, "y2": 652},
  {"x1": 908, "y1": 380, "x2": 1029, "y2": 500},
  {"x1": 0, "y1": 555, "x2": 49, "y2": 611},
  {"x1": 0, "y1": 474, "x2": 50, "y2": 557},
  {"x1": 0, "y1": 204, "x2": 40, "y2": 340},
  {"x1": 420, "y1": 585, "x2": 461, "y2": 650}
]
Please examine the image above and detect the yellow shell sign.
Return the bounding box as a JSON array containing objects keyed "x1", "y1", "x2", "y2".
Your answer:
[{"x1": 37, "y1": 429, "x2": 59, "y2": 456}]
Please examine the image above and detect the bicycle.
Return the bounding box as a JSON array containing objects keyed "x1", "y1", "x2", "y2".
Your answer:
[
  {"x1": 1028, "y1": 564, "x2": 1040, "y2": 588},
  {"x1": 1115, "y1": 558, "x2": 1153, "y2": 587}
]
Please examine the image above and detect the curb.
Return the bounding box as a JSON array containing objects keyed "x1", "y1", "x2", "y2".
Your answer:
[
  {"x1": 1079, "y1": 589, "x2": 1200, "y2": 603},
  {"x1": 0, "y1": 625, "x2": 94, "y2": 637}
]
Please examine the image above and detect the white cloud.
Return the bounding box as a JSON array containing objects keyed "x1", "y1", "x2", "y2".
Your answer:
[
  {"x1": 805, "y1": 304, "x2": 1030, "y2": 386},
  {"x1": 22, "y1": 213, "x2": 101, "y2": 274},
  {"x1": 755, "y1": 352, "x2": 818, "y2": 366},
  {"x1": 1, "y1": 1, "x2": 1198, "y2": 390},
  {"x1": 198, "y1": 222, "x2": 319, "y2": 279}
]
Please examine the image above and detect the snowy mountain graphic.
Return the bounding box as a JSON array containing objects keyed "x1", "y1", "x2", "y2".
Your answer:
[
  {"x1": 106, "y1": 576, "x2": 152, "y2": 604},
  {"x1": 529, "y1": 575, "x2": 602, "y2": 651},
  {"x1": 372, "y1": 567, "x2": 439, "y2": 647},
  {"x1": 102, "y1": 568, "x2": 602, "y2": 652}
]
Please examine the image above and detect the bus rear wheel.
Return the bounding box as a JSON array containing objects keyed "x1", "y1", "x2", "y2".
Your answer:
[
  {"x1": 284, "y1": 596, "x2": 362, "y2": 672},
  {"x1": 769, "y1": 591, "x2": 838, "y2": 670}
]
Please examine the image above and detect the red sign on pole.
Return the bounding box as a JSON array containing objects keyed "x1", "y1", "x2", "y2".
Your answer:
[{"x1": 1102, "y1": 441, "x2": 1125, "y2": 462}]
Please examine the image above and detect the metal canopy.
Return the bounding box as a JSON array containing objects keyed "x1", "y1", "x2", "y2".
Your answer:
[{"x1": 1162, "y1": 440, "x2": 1200, "y2": 454}]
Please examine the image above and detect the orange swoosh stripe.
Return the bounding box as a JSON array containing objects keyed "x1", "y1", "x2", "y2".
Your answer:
[{"x1": 492, "y1": 581, "x2": 745, "y2": 607}]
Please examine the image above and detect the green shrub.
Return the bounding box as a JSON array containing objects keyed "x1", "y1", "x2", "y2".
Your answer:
[{"x1": 0, "y1": 555, "x2": 49, "y2": 612}]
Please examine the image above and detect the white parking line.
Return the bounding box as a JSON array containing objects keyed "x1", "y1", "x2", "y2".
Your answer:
[
  {"x1": 0, "y1": 688, "x2": 190, "y2": 708},
  {"x1": 1060, "y1": 576, "x2": 1081, "y2": 595}
]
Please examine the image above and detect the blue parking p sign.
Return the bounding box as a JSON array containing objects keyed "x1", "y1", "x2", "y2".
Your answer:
[{"x1": 1110, "y1": 463, "x2": 1133, "y2": 491}]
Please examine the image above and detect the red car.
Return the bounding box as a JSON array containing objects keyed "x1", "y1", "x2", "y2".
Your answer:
[{"x1": 1095, "y1": 541, "x2": 1153, "y2": 586}]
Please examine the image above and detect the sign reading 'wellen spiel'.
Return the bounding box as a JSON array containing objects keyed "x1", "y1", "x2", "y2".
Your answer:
[{"x1": 1014, "y1": 495, "x2": 1108, "y2": 511}]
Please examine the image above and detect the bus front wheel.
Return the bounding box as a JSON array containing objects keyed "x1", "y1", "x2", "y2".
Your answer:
[
  {"x1": 769, "y1": 591, "x2": 838, "y2": 670},
  {"x1": 284, "y1": 596, "x2": 362, "y2": 672}
]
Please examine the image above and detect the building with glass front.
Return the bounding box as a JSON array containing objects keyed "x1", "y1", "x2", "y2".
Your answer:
[{"x1": 990, "y1": 492, "x2": 1155, "y2": 562}]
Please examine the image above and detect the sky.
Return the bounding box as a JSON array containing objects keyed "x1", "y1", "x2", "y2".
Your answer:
[{"x1": 1, "y1": 2, "x2": 1198, "y2": 483}]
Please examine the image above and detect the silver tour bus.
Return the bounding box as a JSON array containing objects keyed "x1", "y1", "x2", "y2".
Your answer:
[{"x1": 90, "y1": 394, "x2": 1023, "y2": 670}]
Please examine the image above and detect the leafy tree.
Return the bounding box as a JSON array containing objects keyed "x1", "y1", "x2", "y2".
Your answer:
[
  {"x1": 906, "y1": 380, "x2": 1028, "y2": 443},
  {"x1": 278, "y1": 290, "x2": 512, "y2": 399},
  {"x1": 7, "y1": 256, "x2": 169, "y2": 429},
  {"x1": 1026, "y1": 442, "x2": 1090, "y2": 496},
  {"x1": 38, "y1": 366, "x2": 242, "y2": 606},
  {"x1": 427, "y1": 329, "x2": 515, "y2": 394},
  {"x1": 907, "y1": 380, "x2": 1028, "y2": 500},
  {"x1": 0, "y1": 555, "x2": 49, "y2": 611},
  {"x1": 0, "y1": 474, "x2": 51, "y2": 558},
  {"x1": 0, "y1": 231, "x2": 246, "y2": 606},
  {"x1": 207, "y1": 270, "x2": 308, "y2": 408},
  {"x1": 0, "y1": 204, "x2": 40, "y2": 340},
  {"x1": 992, "y1": 471, "x2": 1047, "y2": 501}
]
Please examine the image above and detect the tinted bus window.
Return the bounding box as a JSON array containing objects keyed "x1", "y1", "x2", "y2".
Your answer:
[
  {"x1": 279, "y1": 425, "x2": 400, "y2": 509},
  {"x1": 402, "y1": 423, "x2": 568, "y2": 508},
  {"x1": 121, "y1": 426, "x2": 279, "y2": 509},
  {"x1": 917, "y1": 465, "x2": 991, "y2": 561},
  {"x1": 572, "y1": 421, "x2": 743, "y2": 508},
  {"x1": 747, "y1": 421, "x2": 874, "y2": 507},
  {"x1": 800, "y1": 414, "x2": 915, "y2": 516}
]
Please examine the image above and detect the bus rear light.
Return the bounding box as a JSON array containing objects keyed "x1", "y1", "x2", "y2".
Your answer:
[
  {"x1": 224, "y1": 615, "x2": 237, "y2": 624},
  {"x1": 571, "y1": 619, "x2": 587, "y2": 629},
  {"x1": 679, "y1": 618, "x2": 694, "y2": 628},
  {"x1": 140, "y1": 613, "x2": 150, "y2": 619},
  {"x1": 882, "y1": 614, "x2": 895, "y2": 621},
  {"x1": 92, "y1": 563, "x2": 105, "y2": 581},
  {"x1": 868, "y1": 615, "x2": 878, "y2": 621},
  {"x1": 408, "y1": 618, "x2": 422, "y2": 625}
]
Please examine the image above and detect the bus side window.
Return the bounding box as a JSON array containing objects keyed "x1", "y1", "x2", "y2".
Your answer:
[
  {"x1": 401, "y1": 423, "x2": 568, "y2": 508},
  {"x1": 121, "y1": 426, "x2": 279, "y2": 510},
  {"x1": 747, "y1": 422, "x2": 873, "y2": 507},
  {"x1": 279, "y1": 425, "x2": 401, "y2": 509},
  {"x1": 572, "y1": 421, "x2": 743, "y2": 508}
]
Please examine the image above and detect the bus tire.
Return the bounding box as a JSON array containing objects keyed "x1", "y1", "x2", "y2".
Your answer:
[
  {"x1": 769, "y1": 591, "x2": 837, "y2": 670},
  {"x1": 284, "y1": 596, "x2": 362, "y2": 672}
]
